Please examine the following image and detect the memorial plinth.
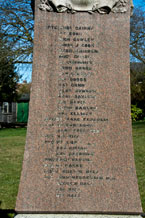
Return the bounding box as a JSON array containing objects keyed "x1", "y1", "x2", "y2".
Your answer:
[{"x1": 15, "y1": 0, "x2": 142, "y2": 216}]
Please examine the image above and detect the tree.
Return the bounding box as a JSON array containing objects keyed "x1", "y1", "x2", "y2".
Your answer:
[
  {"x1": 17, "y1": 81, "x2": 31, "y2": 98},
  {"x1": 130, "y1": 6, "x2": 145, "y2": 64},
  {"x1": 0, "y1": 0, "x2": 34, "y2": 65},
  {"x1": 0, "y1": 0, "x2": 144, "y2": 65},
  {"x1": 130, "y1": 5, "x2": 145, "y2": 119},
  {"x1": 0, "y1": 36, "x2": 20, "y2": 102},
  {"x1": 130, "y1": 63, "x2": 145, "y2": 119}
]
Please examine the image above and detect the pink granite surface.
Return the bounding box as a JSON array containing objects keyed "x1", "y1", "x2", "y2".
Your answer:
[{"x1": 15, "y1": 0, "x2": 142, "y2": 214}]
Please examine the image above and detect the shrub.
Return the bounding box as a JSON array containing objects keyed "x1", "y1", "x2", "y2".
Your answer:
[{"x1": 131, "y1": 104, "x2": 143, "y2": 121}]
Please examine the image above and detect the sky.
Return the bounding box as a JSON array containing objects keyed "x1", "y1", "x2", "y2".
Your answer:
[
  {"x1": 133, "y1": 0, "x2": 145, "y2": 8},
  {"x1": 19, "y1": 0, "x2": 145, "y2": 83},
  {"x1": 18, "y1": 64, "x2": 32, "y2": 83}
]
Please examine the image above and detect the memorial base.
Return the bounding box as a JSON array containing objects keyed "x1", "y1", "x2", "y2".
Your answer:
[{"x1": 15, "y1": 214, "x2": 142, "y2": 218}]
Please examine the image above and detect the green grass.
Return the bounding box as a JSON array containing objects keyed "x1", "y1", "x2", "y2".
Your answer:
[
  {"x1": 0, "y1": 123, "x2": 145, "y2": 212},
  {"x1": 133, "y1": 121, "x2": 145, "y2": 212},
  {"x1": 0, "y1": 128, "x2": 26, "y2": 210}
]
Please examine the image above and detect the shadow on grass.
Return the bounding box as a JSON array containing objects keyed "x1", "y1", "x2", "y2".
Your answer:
[
  {"x1": 132, "y1": 120, "x2": 145, "y2": 126},
  {"x1": 0, "y1": 201, "x2": 16, "y2": 217},
  {"x1": 0, "y1": 210, "x2": 16, "y2": 218}
]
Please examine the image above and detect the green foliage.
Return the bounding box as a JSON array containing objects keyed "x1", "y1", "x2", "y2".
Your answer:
[
  {"x1": 131, "y1": 65, "x2": 145, "y2": 119},
  {"x1": 131, "y1": 105, "x2": 143, "y2": 121},
  {"x1": 0, "y1": 51, "x2": 19, "y2": 102},
  {"x1": 0, "y1": 28, "x2": 20, "y2": 102}
]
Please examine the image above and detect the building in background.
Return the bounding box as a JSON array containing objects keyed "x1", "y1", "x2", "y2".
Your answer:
[{"x1": 0, "y1": 82, "x2": 30, "y2": 127}]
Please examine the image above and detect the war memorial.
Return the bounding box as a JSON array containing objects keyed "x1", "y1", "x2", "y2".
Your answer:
[{"x1": 15, "y1": 0, "x2": 143, "y2": 218}]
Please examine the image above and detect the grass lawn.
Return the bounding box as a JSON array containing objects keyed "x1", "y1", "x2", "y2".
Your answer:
[
  {"x1": 0, "y1": 122, "x2": 145, "y2": 212},
  {"x1": 0, "y1": 128, "x2": 26, "y2": 211},
  {"x1": 133, "y1": 121, "x2": 145, "y2": 212}
]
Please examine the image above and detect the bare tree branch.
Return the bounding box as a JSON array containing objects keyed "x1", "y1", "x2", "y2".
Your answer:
[
  {"x1": 130, "y1": 7, "x2": 145, "y2": 64},
  {"x1": 0, "y1": 0, "x2": 34, "y2": 65}
]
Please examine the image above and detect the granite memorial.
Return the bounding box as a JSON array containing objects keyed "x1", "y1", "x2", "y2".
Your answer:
[{"x1": 15, "y1": 0, "x2": 142, "y2": 217}]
